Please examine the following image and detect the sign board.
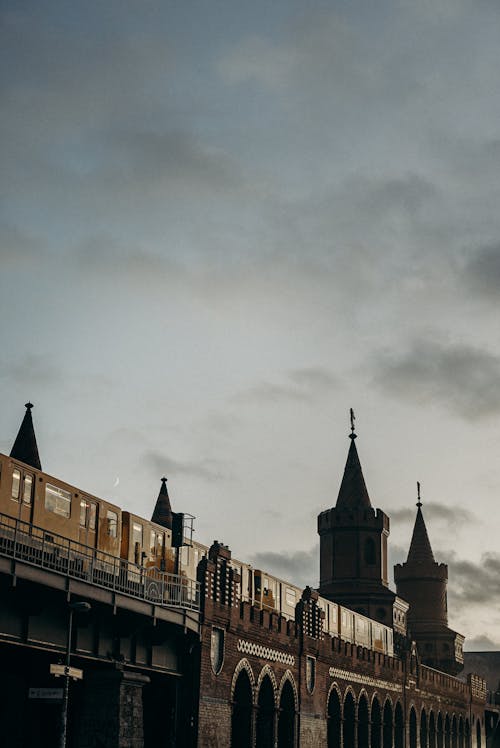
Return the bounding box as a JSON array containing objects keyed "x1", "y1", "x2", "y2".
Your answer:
[
  {"x1": 50, "y1": 664, "x2": 83, "y2": 680},
  {"x1": 29, "y1": 688, "x2": 63, "y2": 700}
]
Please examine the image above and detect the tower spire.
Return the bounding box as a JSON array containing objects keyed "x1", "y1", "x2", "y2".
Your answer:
[
  {"x1": 151, "y1": 476, "x2": 173, "y2": 529},
  {"x1": 10, "y1": 402, "x2": 42, "y2": 470},
  {"x1": 406, "y1": 483, "x2": 435, "y2": 564},
  {"x1": 335, "y1": 409, "x2": 371, "y2": 510}
]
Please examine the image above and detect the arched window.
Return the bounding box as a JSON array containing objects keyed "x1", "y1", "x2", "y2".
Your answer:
[
  {"x1": 421, "y1": 710, "x2": 428, "y2": 748},
  {"x1": 371, "y1": 698, "x2": 382, "y2": 748},
  {"x1": 364, "y1": 537, "x2": 376, "y2": 565},
  {"x1": 383, "y1": 701, "x2": 393, "y2": 748},
  {"x1": 437, "y1": 714, "x2": 444, "y2": 748},
  {"x1": 358, "y1": 694, "x2": 369, "y2": 748},
  {"x1": 452, "y1": 716, "x2": 458, "y2": 748},
  {"x1": 458, "y1": 717, "x2": 464, "y2": 748},
  {"x1": 429, "y1": 712, "x2": 436, "y2": 748},
  {"x1": 395, "y1": 702, "x2": 404, "y2": 748},
  {"x1": 231, "y1": 670, "x2": 253, "y2": 748},
  {"x1": 328, "y1": 689, "x2": 342, "y2": 748},
  {"x1": 278, "y1": 680, "x2": 295, "y2": 748},
  {"x1": 256, "y1": 676, "x2": 275, "y2": 748},
  {"x1": 410, "y1": 708, "x2": 417, "y2": 748},
  {"x1": 445, "y1": 715, "x2": 451, "y2": 748},
  {"x1": 344, "y1": 692, "x2": 356, "y2": 748}
]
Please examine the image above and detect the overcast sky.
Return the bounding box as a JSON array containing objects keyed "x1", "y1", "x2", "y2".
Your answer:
[{"x1": 2, "y1": 0, "x2": 500, "y2": 649}]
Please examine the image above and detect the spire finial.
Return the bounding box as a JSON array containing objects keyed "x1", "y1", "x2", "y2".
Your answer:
[
  {"x1": 349, "y1": 408, "x2": 356, "y2": 440},
  {"x1": 417, "y1": 481, "x2": 422, "y2": 508},
  {"x1": 161, "y1": 476, "x2": 167, "y2": 484},
  {"x1": 25, "y1": 402, "x2": 33, "y2": 410}
]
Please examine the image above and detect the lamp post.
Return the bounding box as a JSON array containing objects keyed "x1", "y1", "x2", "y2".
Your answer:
[{"x1": 59, "y1": 600, "x2": 91, "y2": 748}]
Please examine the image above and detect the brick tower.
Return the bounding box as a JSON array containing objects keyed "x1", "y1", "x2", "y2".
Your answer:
[
  {"x1": 394, "y1": 484, "x2": 464, "y2": 675},
  {"x1": 317, "y1": 412, "x2": 396, "y2": 626}
]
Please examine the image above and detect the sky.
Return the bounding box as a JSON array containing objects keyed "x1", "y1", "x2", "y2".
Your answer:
[{"x1": 2, "y1": 0, "x2": 500, "y2": 649}]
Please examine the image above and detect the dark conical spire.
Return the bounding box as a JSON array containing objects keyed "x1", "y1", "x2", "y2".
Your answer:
[
  {"x1": 151, "y1": 477, "x2": 173, "y2": 529},
  {"x1": 10, "y1": 402, "x2": 42, "y2": 471},
  {"x1": 406, "y1": 483, "x2": 435, "y2": 564},
  {"x1": 335, "y1": 409, "x2": 371, "y2": 510}
]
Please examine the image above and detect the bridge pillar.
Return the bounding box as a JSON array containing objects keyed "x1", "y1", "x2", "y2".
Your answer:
[{"x1": 76, "y1": 667, "x2": 150, "y2": 748}]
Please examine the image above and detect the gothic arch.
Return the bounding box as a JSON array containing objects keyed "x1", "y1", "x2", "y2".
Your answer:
[
  {"x1": 358, "y1": 692, "x2": 370, "y2": 748},
  {"x1": 421, "y1": 708, "x2": 428, "y2": 748},
  {"x1": 409, "y1": 706, "x2": 418, "y2": 748},
  {"x1": 383, "y1": 698, "x2": 393, "y2": 748},
  {"x1": 257, "y1": 665, "x2": 278, "y2": 706},
  {"x1": 371, "y1": 695, "x2": 382, "y2": 748},
  {"x1": 328, "y1": 686, "x2": 342, "y2": 748},
  {"x1": 452, "y1": 715, "x2": 458, "y2": 748},
  {"x1": 437, "y1": 713, "x2": 444, "y2": 748},
  {"x1": 395, "y1": 701, "x2": 404, "y2": 748},
  {"x1": 256, "y1": 673, "x2": 275, "y2": 748},
  {"x1": 231, "y1": 658, "x2": 256, "y2": 702},
  {"x1": 278, "y1": 670, "x2": 298, "y2": 713},
  {"x1": 231, "y1": 666, "x2": 254, "y2": 748},
  {"x1": 344, "y1": 690, "x2": 357, "y2": 748},
  {"x1": 429, "y1": 711, "x2": 437, "y2": 748},
  {"x1": 278, "y1": 677, "x2": 296, "y2": 748},
  {"x1": 445, "y1": 714, "x2": 451, "y2": 748}
]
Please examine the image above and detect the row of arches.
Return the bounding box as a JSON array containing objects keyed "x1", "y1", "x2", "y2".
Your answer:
[
  {"x1": 231, "y1": 661, "x2": 297, "y2": 748},
  {"x1": 327, "y1": 689, "x2": 481, "y2": 748}
]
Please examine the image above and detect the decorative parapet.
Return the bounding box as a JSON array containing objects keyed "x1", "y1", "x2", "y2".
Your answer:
[
  {"x1": 295, "y1": 586, "x2": 324, "y2": 640},
  {"x1": 237, "y1": 638, "x2": 295, "y2": 666},
  {"x1": 198, "y1": 540, "x2": 240, "y2": 609},
  {"x1": 468, "y1": 673, "x2": 487, "y2": 702}
]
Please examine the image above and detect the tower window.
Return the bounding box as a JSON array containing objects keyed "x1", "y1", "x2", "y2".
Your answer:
[{"x1": 364, "y1": 537, "x2": 376, "y2": 565}]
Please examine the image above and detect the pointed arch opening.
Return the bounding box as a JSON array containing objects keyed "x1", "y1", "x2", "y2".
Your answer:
[
  {"x1": 371, "y1": 697, "x2": 382, "y2": 748},
  {"x1": 437, "y1": 714, "x2": 444, "y2": 748},
  {"x1": 476, "y1": 719, "x2": 481, "y2": 748},
  {"x1": 231, "y1": 669, "x2": 253, "y2": 748},
  {"x1": 445, "y1": 715, "x2": 451, "y2": 748},
  {"x1": 410, "y1": 708, "x2": 417, "y2": 748},
  {"x1": 458, "y1": 717, "x2": 464, "y2": 748},
  {"x1": 256, "y1": 675, "x2": 275, "y2": 748},
  {"x1": 278, "y1": 680, "x2": 295, "y2": 748},
  {"x1": 452, "y1": 716, "x2": 458, "y2": 748},
  {"x1": 328, "y1": 689, "x2": 342, "y2": 748},
  {"x1": 395, "y1": 702, "x2": 404, "y2": 748},
  {"x1": 344, "y1": 691, "x2": 356, "y2": 748},
  {"x1": 358, "y1": 694, "x2": 369, "y2": 748},
  {"x1": 421, "y1": 709, "x2": 428, "y2": 748},
  {"x1": 465, "y1": 720, "x2": 470, "y2": 748},
  {"x1": 429, "y1": 712, "x2": 436, "y2": 748},
  {"x1": 383, "y1": 701, "x2": 393, "y2": 748}
]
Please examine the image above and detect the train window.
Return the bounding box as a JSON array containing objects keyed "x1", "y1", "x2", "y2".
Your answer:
[
  {"x1": 80, "y1": 499, "x2": 87, "y2": 526},
  {"x1": 45, "y1": 484, "x2": 71, "y2": 518},
  {"x1": 89, "y1": 502, "x2": 97, "y2": 530},
  {"x1": 22, "y1": 473, "x2": 33, "y2": 504},
  {"x1": 286, "y1": 588, "x2": 297, "y2": 607},
  {"x1": 11, "y1": 469, "x2": 21, "y2": 501},
  {"x1": 150, "y1": 530, "x2": 156, "y2": 555},
  {"x1": 133, "y1": 523, "x2": 143, "y2": 546},
  {"x1": 106, "y1": 510, "x2": 118, "y2": 537}
]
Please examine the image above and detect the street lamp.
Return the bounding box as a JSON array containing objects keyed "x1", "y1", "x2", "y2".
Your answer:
[{"x1": 59, "y1": 600, "x2": 91, "y2": 748}]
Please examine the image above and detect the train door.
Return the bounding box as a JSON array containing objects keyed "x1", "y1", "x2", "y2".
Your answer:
[
  {"x1": 78, "y1": 497, "x2": 98, "y2": 548},
  {"x1": 11, "y1": 466, "x2": 35, "y2": 526}
]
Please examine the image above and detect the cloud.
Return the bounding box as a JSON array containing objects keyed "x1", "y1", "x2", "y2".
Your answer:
[
  {"x1": 373, "y1": 338, "x2": 500, "y2": 420},
  {"x1": 144, "y1": 449, "x2": 225, "y2": 483},
  {"x1": 442, "y1": 551, "x2": 500, "y2": 605},
  {"x1": 249, "y1": 546, "x2": 318, "y2": 590},
  {"x1": 0, "y1": 354, "x2": 63, "y2": 388},
  {"x1": 388, "y1": 502, "x2": 475, "y2": 528},
  {"x1": 0, "y1": 224, "x2": 43, "y2": 267},
  {"x1": 464, "y1": 635, "x2": 500, "y2": 652},
  {"x1": 463, "y1": 244, "x2": 500, "y2": 299},
  {"x1": 237, "y1": 366, "x2": 338, "y2": 405}
]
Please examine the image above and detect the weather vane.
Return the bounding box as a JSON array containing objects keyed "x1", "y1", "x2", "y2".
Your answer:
[
  {"x1": 349, "y1": 408, "x2": 356, "y2": 439},
  {"x1": 417, "y1": 481, "x2": 422, "y2": 508}
]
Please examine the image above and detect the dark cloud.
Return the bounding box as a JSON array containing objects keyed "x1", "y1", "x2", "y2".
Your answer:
[
  {"x1": 463, "y1": 244, "x2": 500, "y2": 299},
  {"x1": 0, "y1": 355, "x2": 63, "y2": 387},
  {"x1": 388, "y1": 502, "x2": 475, "y2": 528},
  {"x1": 249, "y1": 546, "x2": 318, "y2": 590},
  {"x1": 442, "y1": 551, "x2": 500, "y2": 605},
  {"x1": 237, "y1": 366, "x2": 338, "y2": 405},
  {"x1": 373, "y1": 339, "x2": 500, "y2": 420},
  {"x1": 144, "y1": 449, "x2": 225, "y2": 483}
]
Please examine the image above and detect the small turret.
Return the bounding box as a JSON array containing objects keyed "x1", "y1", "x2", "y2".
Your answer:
[
  {"x1": 151, "y1": 477, "x2": 173, "y2": 529},
  {"x1": 10, "y1": 402, "x2": 41, "y2": 471},
  {"x1": 394, "y1": 484, "x2": 464, "y2": 675}
]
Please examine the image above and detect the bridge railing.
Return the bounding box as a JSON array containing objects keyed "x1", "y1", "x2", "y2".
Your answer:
[{"x1": 0, "y1": 512, "x2": 200, "y2": 612}]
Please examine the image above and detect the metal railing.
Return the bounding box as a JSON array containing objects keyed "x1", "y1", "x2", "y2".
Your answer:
[{"x1": 0, "y1": 512, "x2": 200, "y2": 612}]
